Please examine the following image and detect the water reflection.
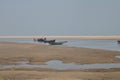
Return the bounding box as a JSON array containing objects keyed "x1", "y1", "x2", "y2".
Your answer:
[{"x1": 0, "y1": 60, "x2": 120, "y2": 70}]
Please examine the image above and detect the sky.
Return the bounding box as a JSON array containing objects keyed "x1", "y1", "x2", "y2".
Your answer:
[{"x1": 0, "y1": 0, "x2": 120, "y2": 36}]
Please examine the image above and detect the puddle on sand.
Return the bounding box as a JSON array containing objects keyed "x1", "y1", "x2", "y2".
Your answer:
[
  {"x1": 115, "y1": 56, "x2": 120, "y2": 59},
  {"x1": 0, "y1": 60, "x2": 120, "y2": 70}
]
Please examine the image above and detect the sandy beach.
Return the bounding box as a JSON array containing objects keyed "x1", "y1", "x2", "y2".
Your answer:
[{"x1": 0, "y1": 42, "x2": 120, "y2": 80}]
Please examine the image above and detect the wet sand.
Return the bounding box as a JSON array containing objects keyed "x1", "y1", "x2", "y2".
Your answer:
[
  {"x1": 0, "y1": 71, "x2": 120, "y2": 80},
  {"x1": 0, "y1": 42, "x2": 120, "y2": 80}
]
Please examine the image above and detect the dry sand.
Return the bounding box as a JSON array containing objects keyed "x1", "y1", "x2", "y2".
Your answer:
[{"x1": 0, "y1": 42, "x2": 120, "y2": 80}]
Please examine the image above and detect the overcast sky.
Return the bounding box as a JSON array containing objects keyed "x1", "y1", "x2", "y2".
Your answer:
[{"x1": 0, "y1": 0, "x2": 120, "y2": 36}]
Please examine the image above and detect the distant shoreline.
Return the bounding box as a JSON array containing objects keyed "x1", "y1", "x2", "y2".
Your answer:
[{"x1": 0, "y1": 36, "x2": 120, "y2": 40}]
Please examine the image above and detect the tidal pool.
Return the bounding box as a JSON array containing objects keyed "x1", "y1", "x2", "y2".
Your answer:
[{"x1": 0, "y1": 60, "x2": 120, "y2": 70}]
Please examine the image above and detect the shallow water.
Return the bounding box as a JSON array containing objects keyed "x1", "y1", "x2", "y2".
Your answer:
[
  {"x1": 0, "y1": 60, "x2": 120, "y2": 70},
  {"x1": 66, "y1": 40, "x2": 120, "y2": 51}
]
